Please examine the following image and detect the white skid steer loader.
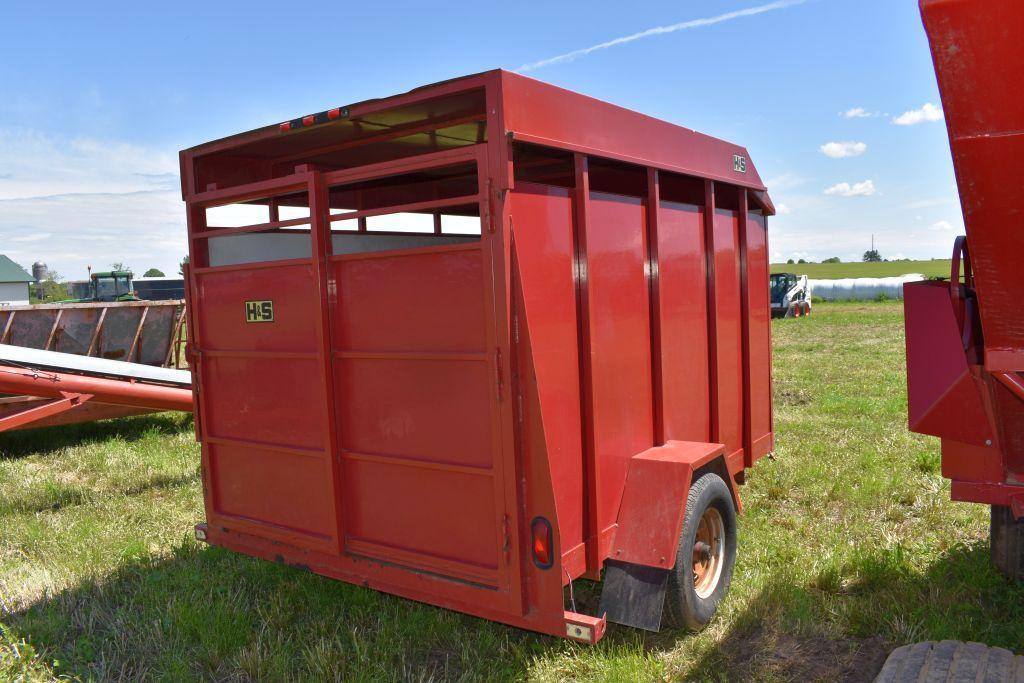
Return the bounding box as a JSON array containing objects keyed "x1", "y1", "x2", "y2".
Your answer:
[{"x1": 770, "y1": 273, "x2": 812, "y2": 319}]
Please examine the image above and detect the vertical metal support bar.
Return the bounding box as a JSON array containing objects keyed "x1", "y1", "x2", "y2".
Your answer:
[
  {"x1": 127, "y1": 306, "x2": 150, "y2": 363},
  {"x1": 486, "y1": 74, "x2": 526, "y2": 612},
  {"x1": 44, "y1": 309, "x2": 64, "y2": 351},
  {"x1": 357, "y1": 187, "x2": 367, "y2": 232},
  {"x1": 646, "y1": 168, "x2": 665, "y2": 445},
  {"x1": 703, "y1": 180, "x2": 720, "y2": 444},
  {"x1": 434, "y1": 211, "x2": 443, "y2": 234},
  {"x1": 184, "y1": 198, "x2": 217, "y2": 533},
  {"x1": 164, "y1": 306, "x2": 187, "y2": 368},
  {"x1": 572, "y1": 152, "x2": 600, "y2": 577},
  {"x1": 737, "y1": 188, "x2": 753, "y2": 465},
  {"x1": 1, "y1": 310, "x2": 15, "y2": 344},
  {"x1": 309, "y1": 172, "x2": 346, "y2": 552},
  {"x1": 476, "y1": 142, "x2": 515, "y2": 595},
  {"x1": 86, "y1": 308, "x2": 107, "y2": 357}
]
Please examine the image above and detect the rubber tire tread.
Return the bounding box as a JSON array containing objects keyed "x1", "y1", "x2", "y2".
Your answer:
[{"x1": 663, "y1": 472, "x2": 737, "y2": 631}]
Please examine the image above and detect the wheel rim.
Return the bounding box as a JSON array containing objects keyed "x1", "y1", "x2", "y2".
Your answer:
[{"x1": 692, "y1": 507, "x2": 725, "y2": 599}]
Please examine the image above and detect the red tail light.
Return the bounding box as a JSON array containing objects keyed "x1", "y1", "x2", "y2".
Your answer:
[{"x1": 531, "y1": 516, "x2": 554, "y2": 569}]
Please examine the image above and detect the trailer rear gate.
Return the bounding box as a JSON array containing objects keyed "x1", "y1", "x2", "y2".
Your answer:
[{"x1": 181, "y1": 70, "x2": 774, "y2": 641}]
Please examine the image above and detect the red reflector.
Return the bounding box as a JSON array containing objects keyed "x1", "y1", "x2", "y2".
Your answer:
[
  {"x1": 327, "y1": 108, "x2": 341, "y2": 120},
  {"x1": 302, "y1": 115, "x2": 315, "y2": 127},
  {"x1": 279, "y1": 122, "x2": 291, "y2": 132},
  {"x1": 531, "y1": 517, "x2": 553, "y2": 569}
]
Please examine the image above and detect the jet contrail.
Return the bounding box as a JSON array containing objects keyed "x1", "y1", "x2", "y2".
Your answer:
[{"x1": 517, "y1": 0, "x2": 809, "y2": 72}]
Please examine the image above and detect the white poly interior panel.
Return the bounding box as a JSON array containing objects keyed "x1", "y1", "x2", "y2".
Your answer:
[{"x1": 207, "y1": 232, "x2": 479, "y2": 267}]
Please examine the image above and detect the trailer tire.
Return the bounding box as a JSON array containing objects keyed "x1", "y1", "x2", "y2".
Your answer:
[
  {"x1": 991, "y1": 505, "x2": 1024, "y2": 581},
  {"x1": 664, "y1": 472, "x2": 737, "y2": 631}
]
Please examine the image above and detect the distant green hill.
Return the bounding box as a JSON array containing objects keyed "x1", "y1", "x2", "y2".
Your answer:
[{"x1": 770, "y1": 260, "x2": 951, "y2": 280}]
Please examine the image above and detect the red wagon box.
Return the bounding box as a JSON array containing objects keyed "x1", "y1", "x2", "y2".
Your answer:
[
  {"x1": 179, "y1": 70, "x2": 775, "y2": 641},
  {"x1": 907, "y1": 0, "x2": 1024, "y2": 581}
]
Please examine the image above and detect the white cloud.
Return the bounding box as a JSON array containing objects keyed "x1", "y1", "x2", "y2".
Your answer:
[
  {"x1": 893, "y1": 103, "x2": 944, "y2": 126},
  {"x1": 929, "y1": 220, "x2": 957, "y2": 232},
  {"x1": 517, "y1": 0, "x2": 809, "y2": 71},
  {"x1": 824, "y1": 180, "x2": 876, "y2": 197},
  {"x1": 820, "y1": 141, "x2": 867, "y2": 159},
  {"x1": 0, "y1": 128, "x2": 185, "y2": 278},
  {"x1": 841, "y1": 107, "x2": 874, "y2": 119},
  {"x1": 776, "y1": 203, "x2": 792, "y2": 215}
]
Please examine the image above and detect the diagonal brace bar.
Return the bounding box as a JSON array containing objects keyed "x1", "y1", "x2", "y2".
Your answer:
[{"x1": 0, "y1": 393, "x2": 93, "y2": 433}]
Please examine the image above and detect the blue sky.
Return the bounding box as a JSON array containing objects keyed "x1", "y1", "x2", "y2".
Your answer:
[{"x1": 0, "y1": 0, "x2": 961, "y2": 278}]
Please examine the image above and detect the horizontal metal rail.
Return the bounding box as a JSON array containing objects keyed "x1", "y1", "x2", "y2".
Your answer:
[
  {"x1": 0, "y1": 363, "x2": 192, "y2": 412},
  {"x1": 327, "y1": 194, "x2": 480, "y2": 224}
]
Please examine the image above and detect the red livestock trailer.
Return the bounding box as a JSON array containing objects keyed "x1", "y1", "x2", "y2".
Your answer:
[
  {"x1": 907, "y1": 0, "x2": 1024, "y2": 580},
  {"x1": 180, "y1": 70, "x2": 775, "y2": 641}
]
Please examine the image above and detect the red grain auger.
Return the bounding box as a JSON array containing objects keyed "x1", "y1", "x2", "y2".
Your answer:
[
  {"x1": 179, "y1": 70, "x2": 775, "y2": 641},
  {"x1": 907, "y1": 0, "x2": 1024, "y2": 580}
]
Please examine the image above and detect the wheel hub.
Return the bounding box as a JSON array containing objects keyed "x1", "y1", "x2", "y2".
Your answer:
[{"x1": 692, "y1": 507, "x2": 725, "y2": 599}]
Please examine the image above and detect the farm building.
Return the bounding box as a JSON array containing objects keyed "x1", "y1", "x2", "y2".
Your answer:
[{"x1": 0, "y1": 255, "x2": 33, "y2": 306}]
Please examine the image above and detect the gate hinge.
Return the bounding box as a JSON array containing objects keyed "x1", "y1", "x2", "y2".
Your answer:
[
  {"x1": 502, "y1": 514, "x2": 512, "y2": 565},
  {"x1": 487, "y1": 179, "x2": 496, "y2": 233}
]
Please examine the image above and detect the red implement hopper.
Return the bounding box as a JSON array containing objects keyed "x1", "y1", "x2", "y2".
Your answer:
[
  {"x1": 180, "y1": 70, "x2": 775, "y2": 640},
  {"x1": 908, "y1": 0, "x2": 1024, "y2": 579}
]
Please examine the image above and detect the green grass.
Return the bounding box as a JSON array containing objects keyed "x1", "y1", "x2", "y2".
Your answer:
[
  {"x1": 2, "y1": 302, "x2": 1022, "y2": 681},
  {"x1": 770, "y1": 260, "x2": 951, "y2": 279}
]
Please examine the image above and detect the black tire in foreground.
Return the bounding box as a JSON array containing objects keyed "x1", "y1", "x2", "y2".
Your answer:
[
  {"x1": 663, "y1": 472, "x2": 737, "y2": 631},
  {"x1": 991, "y1": 504, "x2": 1024, "y2": 581}
]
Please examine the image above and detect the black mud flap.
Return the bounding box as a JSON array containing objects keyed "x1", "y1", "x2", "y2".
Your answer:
[{"x1": 596, "y1": 560, "x2": 670, "y2": 632}]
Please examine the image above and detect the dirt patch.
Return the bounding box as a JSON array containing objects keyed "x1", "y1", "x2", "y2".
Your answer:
[
  {"x1": 718, "y1": 624, "x2": 890, "y2": 682},
  {"x1": 775, "y1": 386, "x2": 813, "y2": 406}
]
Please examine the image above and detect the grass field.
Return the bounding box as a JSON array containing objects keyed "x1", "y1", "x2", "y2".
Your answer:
[
  {"x1": 769, "y1": 260, "x2": 951, "y2": 279},
  {"x1": 2, "y1": 302, "x2": 1023, "y2": 681}
]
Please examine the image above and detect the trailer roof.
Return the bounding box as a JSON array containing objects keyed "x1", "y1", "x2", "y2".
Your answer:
[{"x1": 182, "y1": 70, "x2": 772, "y2": 212}]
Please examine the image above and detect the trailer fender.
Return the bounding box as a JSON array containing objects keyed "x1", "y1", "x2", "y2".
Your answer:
[{"x1": 597, "y1": 441, "x2": 733, "y2": 630}]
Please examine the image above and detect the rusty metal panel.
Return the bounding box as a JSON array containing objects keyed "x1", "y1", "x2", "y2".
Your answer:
[{"x1": 0, "y1": 301, "x2": 182, "y2": 366}]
